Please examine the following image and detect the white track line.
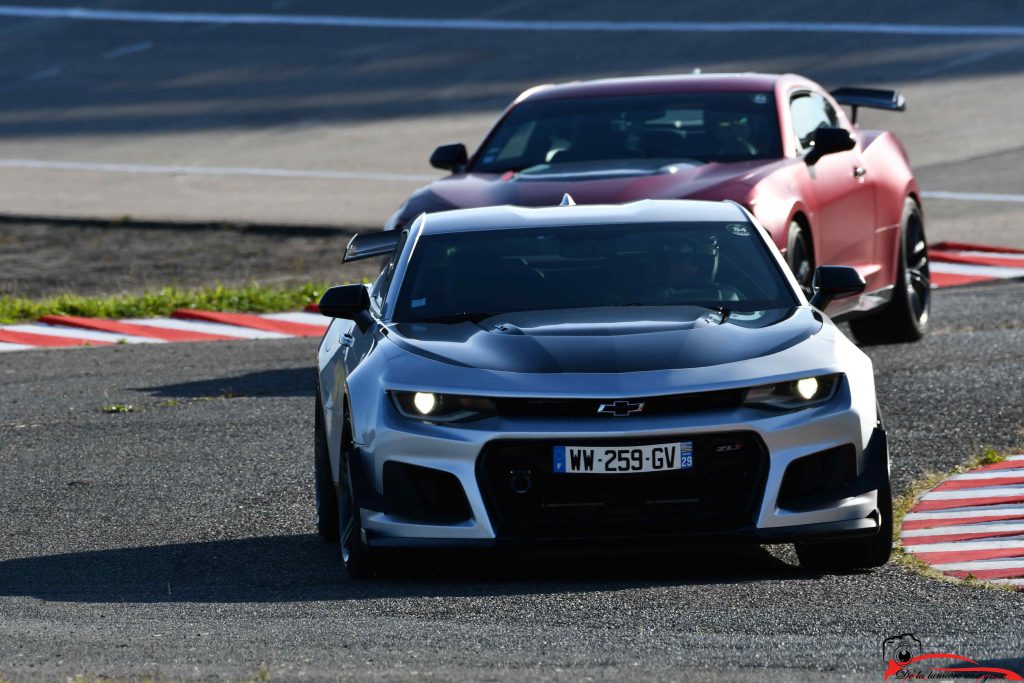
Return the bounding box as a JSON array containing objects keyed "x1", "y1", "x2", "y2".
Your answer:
[
  {"x1": 2, "y1": 158, "x2": 1024, "y2": 205},
  {"x1": 0, "y1": 323, "x2": 159, "y2": 344},
  {"x1": 989, "y1": 578, "x2": 1024, "y2": 586},
  {"x1": 902, "y1": 522, "x2": 1024, "y2": 538},
  {"x1": 123, "y1": 318, "x2": 290, "y2": 340},
  {"x1": 947, "y1": 251, "x2": 1024, "y2": 261},
  {"x1": 915, "y1": 48, "x2": 1003, "y2": 77},
  {"x1": 261, "y1": 311, "x2": 330, "y2": 326},
  {"x1": 0, "y1": 159, "x2": 435, "y2": 183},
  {"x1": 1, "y1": 6, "x2": 1024, "y2": 37},
  {"x1": 921, "y1": 486, "x2": 1024, "y2": 501},
  {"x1": 948, "y1": 469, "x2": 1024, "y2": 481},
  {"x1": 928, "y1": 262, "x2": 1024, "y2": 278},
  {"x1": 904, "y1": 540, "x2": 1024, "y2": 553},
  {"x1": 0, "y1": 341, "x2": 32, "y2": 352},
  {"x1": 102, "y1": 40, "x2": 154, "y2": 60},
  {"x1": 24, "y1": 67, "x2": 59, "y2": 81},
  {"x1": 922, "y1": 190, "x2": 1024, "y2": 204},
  {"x1": 906, "y1": 506, "x2": 1024, "y2": 521},
  {"x1": 931, "y1": 558, "x2": 1024, "y2": 572}
]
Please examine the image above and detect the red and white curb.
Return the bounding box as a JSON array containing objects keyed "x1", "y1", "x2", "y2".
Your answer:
[
  {"x1": 0, "y1": 309, "x2": 328, "y2": 352},
  {"x1": 930, "y1": 241, "x2": 1024, "y2": 288},
  {"x1": 901, "y1": 454, "x2": 1024, "y2": 590},
  {"x1": 2, "y1": 240, "x2": 1022, "y2": 353}
]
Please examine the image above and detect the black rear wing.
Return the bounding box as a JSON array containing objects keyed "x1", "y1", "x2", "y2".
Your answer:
[
  {"x1": 343, "y1": 230, "x2": 401, "y2": 263},
  {"x1": 830, "y1": 87, "x2": 906, "y2": 124}
]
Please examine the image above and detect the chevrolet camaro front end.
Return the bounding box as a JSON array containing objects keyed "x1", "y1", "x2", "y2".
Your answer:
[{"x1": 314, "y1": 199, "x2": 892, "y2": 577}]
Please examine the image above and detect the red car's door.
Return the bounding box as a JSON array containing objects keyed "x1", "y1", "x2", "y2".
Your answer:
[{"x1": 789, "y1": 91, "x2": 878, "y2": 289}]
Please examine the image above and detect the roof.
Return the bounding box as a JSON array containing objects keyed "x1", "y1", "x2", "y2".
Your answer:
[
  {"x1": 418, "y1": 199, "x2": 749, "y2": 235},
  {"x1": 519, "y1": 73, "x2": 795, "y2": 103}
]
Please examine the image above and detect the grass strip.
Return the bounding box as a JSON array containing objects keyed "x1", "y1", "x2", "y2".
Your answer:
[
  {"x1": 892, "y1": 447, "x2": 1019, "y2": 592},
  {"x1": 0, "y1": 282, "x2": 336, "y2": 324}
]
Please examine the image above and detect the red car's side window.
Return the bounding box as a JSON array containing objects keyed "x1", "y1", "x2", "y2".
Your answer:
[{"x1": 789, "y1": 92, "x2": 840, "y2": 150}]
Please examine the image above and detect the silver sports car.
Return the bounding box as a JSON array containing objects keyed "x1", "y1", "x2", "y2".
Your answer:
[{"x1": 314, "y1": 199, "x2": 891, "y2": 577}]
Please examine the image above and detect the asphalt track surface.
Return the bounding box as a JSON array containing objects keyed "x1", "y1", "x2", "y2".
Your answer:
[
  {"x1": 2, "y1": 1, "x2": 1024, "y2": 680},
  {"x1": 0, "y1": 0, "x2": 1022, "y2": 247},
  {"x1": 1, "y1": 281, "x2": 1023, "y2": 681}
]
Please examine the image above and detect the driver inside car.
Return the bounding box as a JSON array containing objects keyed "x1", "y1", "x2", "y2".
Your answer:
[{"x1": 652, "y1": 235, "x2": 741, "y2": 303}]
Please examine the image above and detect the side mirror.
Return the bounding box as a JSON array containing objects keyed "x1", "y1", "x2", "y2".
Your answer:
[
  {"x1": 808, "y1": 266, "x2": 866, "y2": 310},
  {"x1": 318, "y1": 284, "x2": 370, "y2": 320},
  {"x1": 430, "y1": 143, "x2": 468, "y2": 172},
  {"x1": 804, "y1": 128, "x2": 856, "y2": 165}
]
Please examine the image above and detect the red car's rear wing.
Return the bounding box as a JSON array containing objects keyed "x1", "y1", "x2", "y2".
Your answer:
[
  {"x1": 344, "y1": 230, "x2": 402, "y2": 263},
  {"x1": 830, "y1": 87, "x2": 906, "y2": 124}
]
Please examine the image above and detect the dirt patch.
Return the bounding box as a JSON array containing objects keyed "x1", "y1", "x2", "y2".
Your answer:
[{"x1": 0, "y1": 220, "x2": 382, "y2": 298}]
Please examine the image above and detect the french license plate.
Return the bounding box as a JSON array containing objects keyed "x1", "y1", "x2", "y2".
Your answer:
[{"x1": 553, "y1": 442, "x2": 693, "y2": 474}]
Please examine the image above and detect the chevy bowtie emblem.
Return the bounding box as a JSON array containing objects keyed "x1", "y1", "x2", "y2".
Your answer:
[{"x1": 597, "y1": 400, "x2": 645, "y2": 417}]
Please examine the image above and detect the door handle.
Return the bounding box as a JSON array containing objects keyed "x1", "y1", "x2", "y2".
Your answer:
[
  {"x1": 853, "y1": 166, "x2": 867, "y2": 178},
  {"x1": 340, "y1": 333, "x2": 355, "y2": 348}
]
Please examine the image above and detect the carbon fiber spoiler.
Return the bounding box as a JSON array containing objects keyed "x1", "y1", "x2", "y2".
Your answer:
[
  {"x1": 343, "y1": 230, "x2": 402, "y2": 263},
  {"x1": 830, "y1": 87, "x2": 906, "y2": 124}
]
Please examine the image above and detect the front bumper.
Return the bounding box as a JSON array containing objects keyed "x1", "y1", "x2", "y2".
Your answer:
[
  {"x1": 365, "y1": 516, "x2": 881, "y2": 550},
  {"x1": 346, "y1": 391, "x2": 889, "y2": 549}
]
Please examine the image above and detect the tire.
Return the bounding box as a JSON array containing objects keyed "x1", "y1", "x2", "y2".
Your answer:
[
  {"x1": 314, "y1": 390, "x2": 339, "y2": 542},
  {"x1": 785, "y1": 220, "x2": 814, "y2": 298},
  {"x1": 337, "y1": 415, "x2": 378, "y2": 578},
  {"x1": 794, "y1": 481, "x2": 894, "y2": 573},
  {"x1": 849, "y1": 199, "x2": 930, "y2": 344}
]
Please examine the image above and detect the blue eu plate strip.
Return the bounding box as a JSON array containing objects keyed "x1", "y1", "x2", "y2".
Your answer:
[{"x1": 552, "y1": 446, "x2": 566, "y2": 473}]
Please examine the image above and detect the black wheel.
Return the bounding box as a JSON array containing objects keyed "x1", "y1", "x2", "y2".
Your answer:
[
  {"x1": 337, "y1": 415, "x2": 377, "y2": 578},
  {"x1": 849, "y1": 199, "x2": 930, "y2": 344},
  {"x1": 314, "y1": 390, "x2": 339, "y2": 542},
  {"x1": 795, "y1": 482, "x2": 893, "y2": 572},
  {"x1": 786, "y1": 220, "x2": 814, "y2": 298}
]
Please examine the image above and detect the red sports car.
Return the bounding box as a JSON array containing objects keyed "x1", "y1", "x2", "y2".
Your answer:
[{"x1": 385, "y1": 73, "x2": 929, "y2": 344}]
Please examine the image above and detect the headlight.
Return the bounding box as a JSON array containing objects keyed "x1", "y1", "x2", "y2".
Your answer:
[
  {"x1": 742, "y1": 374, "x2": 841, "y2": 410},
  {"x1": 390, "y1": 391, "x2": 496, "y2": 422}
]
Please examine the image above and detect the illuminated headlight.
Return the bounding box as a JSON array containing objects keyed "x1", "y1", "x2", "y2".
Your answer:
[
  {"x1": 413, "y1": 392, "x2": 436, "y2": 415},
  {"x1": 742, "y1": 374, "x2": 841, "y2": 410},
  {"x1": 795, "y1": 377, "x2": 819, "y2": 400},
  {"x1": 390, "y1": 391, "x2": 496, "y2": 422}
]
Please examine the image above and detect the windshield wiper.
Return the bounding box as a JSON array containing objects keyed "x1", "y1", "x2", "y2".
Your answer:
[{"x1": 407, "y1": 311, "x2": 498, "y2": 324}]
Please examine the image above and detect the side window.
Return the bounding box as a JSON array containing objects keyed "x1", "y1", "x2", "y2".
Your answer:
[
  {"x1": 494, "y1": 120, "x2": 536, "y2": 162},
  {"x1": 369, "y1": 230, "x2": 409, "y2": 313},
  {"x1": 478, "y1": 120, "x2": 538, "y2": 169},
  {"x1": 790, "y1": 92, "x2": 838, "y2": 150}
]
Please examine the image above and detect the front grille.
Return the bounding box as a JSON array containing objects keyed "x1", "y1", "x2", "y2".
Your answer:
[
  {"x1": 491, "y1": 388, "x2": 745, "y2": 418},
  {"x1": 476, "y1": 432, "x2": 768, "y2": 539}
]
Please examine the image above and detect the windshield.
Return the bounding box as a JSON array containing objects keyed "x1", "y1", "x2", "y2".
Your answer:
[
  {"x1": 392, "y1": 222, "x2": 798, "y2": 322},
  {"x1": 470, "y1": 92, "x2": 781, "y2": 173}
]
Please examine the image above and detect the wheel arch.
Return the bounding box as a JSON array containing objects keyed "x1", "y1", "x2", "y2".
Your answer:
[
  {"x1": 787, "y1": 210, "x2": 814, "y2": 258},
  {"x1": 321, "y1": 387, "x2": 354, "y2": 485},
  {"x1": 886, "y1": 194, "x2": 924, "y2": 283},
  {"x1": 907, "y1": 189, "x2": 923, "y2": 213},
  {"x1": 333, "y1": 391, "x2": 357, "y2": 484}
]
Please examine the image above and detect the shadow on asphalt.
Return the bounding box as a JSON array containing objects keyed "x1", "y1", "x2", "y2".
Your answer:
[
  {"x1": 0, "y1": 534, "x2": 825, "y2": 603},
  {"x1": 138, "y1": 367, "x2": 315, "y2": 399}
]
